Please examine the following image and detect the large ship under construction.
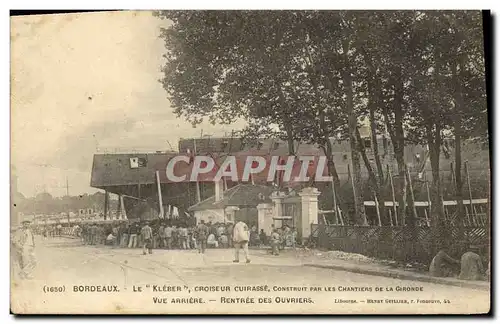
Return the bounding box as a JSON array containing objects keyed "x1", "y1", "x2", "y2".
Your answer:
[{"x1": 89, "y1": 134, "x2": 489, "y2": 225}]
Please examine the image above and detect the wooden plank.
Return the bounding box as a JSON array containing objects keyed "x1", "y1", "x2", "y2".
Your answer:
[
  {"x1": 407, "y1": 169, "x2": 418, "y2": 223},
  {"x1": 338, "y1": 206, "x2": 345, "y2": 225},
  {"x1": 374, "y1": 191, "x2": 382, "y2": 226},
  {"x1": 104, "y1": 190, "x2": 109, "y2": 220},
  {"x1": 363, "y1": 199, "x2": 488, "y2": 207},
  {"x1": 388, "y1": 167, "x2": 398, "y2": 226},
  {"x1": 465, "y1": 161, "x2": 476, "y2": 223},
  {"x1": 331, "y1": 179, "x2": 339, "y2": 225}
]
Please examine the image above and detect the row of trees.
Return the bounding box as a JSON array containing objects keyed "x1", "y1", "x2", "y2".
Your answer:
[
  {"x1": 155, "y1": 11, "x2": 488, "y2": 236},
  {"x1": 14, "y1": 192, "x2": 107, "y2": 215}
]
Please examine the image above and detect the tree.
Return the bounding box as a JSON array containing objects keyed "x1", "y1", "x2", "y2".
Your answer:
[
  {"x1": 156, "y1": 10, "x2": 367, "y2": 223},
  {"x1": 156, "y1": 10, "x2": 487, "y2": 230},
  {"x1": 447, "y1": 12, "x2": 487, "y2": 231},
  {"x1": 335, "y1": 12, "x2": 368, "y2": 225},
  {"x1": 402, "y1": 11, "x2": 486, "y2": 251}
]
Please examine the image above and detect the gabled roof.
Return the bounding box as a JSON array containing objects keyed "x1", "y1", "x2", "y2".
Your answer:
[{"x1": 188, "y1": 184, "x2": 274, "y2": 212}]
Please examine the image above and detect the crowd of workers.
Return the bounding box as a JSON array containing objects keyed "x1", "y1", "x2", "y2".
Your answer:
[
  {"x1": 34, "y1": 218, "x2": 298, "y2": 255},
  {"x1": 14, "y1": 218, "x2": 490, "y2": 282}
]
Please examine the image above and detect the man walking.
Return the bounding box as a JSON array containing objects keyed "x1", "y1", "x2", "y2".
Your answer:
[
  {"x1": 270, "y1": 229, "x2": 281, "y2": 256},
  {"x1": 90, "y1": 223, "x2": 98, "y2": 245},
  {"x1": 128, "y1": 222, "x2": 139, "y2": 248},
  {"x1": 179, "y1": 225, "x2": 189, "y2": 249},
  {"x1": 158, "y1": 223, "x2": 166, "y2": 249},
  {"x1": 16, "y1": 221, "x2": 37, "y2": 279},
  {"x1": 164, "y1": 223, "x2": 173, "y2": 249},
  {"x1": 233, "y1": 221, "x2": 251, "y2": 263},
  {"x1": 226, "y1": 222, "x2": 234, "y2": 248},
  {"x1": 120, "y1": 223, "x2": 129, "y2": 247},
  {"x1": 196, "y1": 220, "x2": 209, "y2": 254},
  {"x1": 141, "y1": 221, "x2": 153, "y2": 255}
]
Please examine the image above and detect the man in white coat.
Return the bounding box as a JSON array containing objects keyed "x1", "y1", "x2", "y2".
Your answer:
[
  {"x1": 233, "y1": 221, "x2": 251, "y2": 263},
  {"x1": 14, "y1": 220, "x2": 36, "y2": 279}
]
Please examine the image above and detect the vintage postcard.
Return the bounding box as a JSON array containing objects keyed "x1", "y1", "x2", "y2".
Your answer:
[{"x1": 10, "y1": 10, "x2": 491, "y2": 315}]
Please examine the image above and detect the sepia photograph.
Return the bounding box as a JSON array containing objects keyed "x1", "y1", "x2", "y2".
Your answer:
[{"x1": 10, "y1": 9, "x2": 491, "y2": 315}]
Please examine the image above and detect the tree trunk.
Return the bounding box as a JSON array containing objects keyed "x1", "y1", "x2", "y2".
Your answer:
[
  {"x1": 278, "y1": 87, "x2": 296, "y2": 156},
  {"x1": 367, "y1": 72, "x2": 385, "y2": 184},
  {"x1": 427, "y1": 122, "x2": 446, "y2": 252},
  {"x1": 285, "y1": 124, "x2": 296, "y2": 156},
  {"x1": 367, "y1": 74, "x2": 387, "y2": 225},
  {"x1": 392, "y1": 72, "x2": 407, "y2": 226},
  {"x1": 428, "y1": 127, "x2": 443, "y2": 223},
  {"x1": 453, "y1": 61, "x2": 465, "y2": 246},
  {"x1": 454, "y1": 114, "x2": 465, "y2": 239},
  {"x1": 324, "y1": 140, "x2": 341, "y2": 189},
  {"x1": 428, "y1": 46, "x2": 447, "y2": 252},
  {"x1": 343, "y1": 46, "x2": 367, "y2": 226},
  {"x1": 356, "y1": 129, "x2": 387, "y2": 225},
  {"x1": 453, "y1": 64, "x2": 465, "y2": 226},
  {"x1": 361, "y1": 48, "x2": 387, "y2": 223},
  {"x1": 323, "y1": 140, "x2": 349, "y2": 222}
]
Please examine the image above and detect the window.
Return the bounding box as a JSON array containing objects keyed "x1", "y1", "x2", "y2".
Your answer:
[
  {"x1": 221, "y1": 140, "x2": 228, "y2": 151},
  {"x1": 415, "y1": 153, "x2": 421, "y2": 164},
  {"x1": 130, "y1": 157, "x2": 147, "y2": 168},
  {"x1": 364, "y1": 139, "x2": 372, "y2": 149},
  {"x1": 442, "y1": 146, "x2": 450, "y2": 159}
]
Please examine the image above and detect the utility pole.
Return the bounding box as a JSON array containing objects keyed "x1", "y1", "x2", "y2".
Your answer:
[
  {"x1": 194, "y1": 138, "x2": 201, "y2": 203},
  {"x1": 104, "y1": 191, "x2": 109, "y2": 220},
  {"x1": 65, "y1": 176, "x2": 71, "y2": 224},
  {"x1": 166, "y1": 140, "x2": 174, "y2": 151}
]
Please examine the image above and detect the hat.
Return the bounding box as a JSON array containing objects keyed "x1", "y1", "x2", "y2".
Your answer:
[{"x1": 22, "y1": 220, "x2": 31, "y2": 224}]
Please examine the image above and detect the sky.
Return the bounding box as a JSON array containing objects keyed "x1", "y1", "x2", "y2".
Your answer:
[{"x1": 11, "y1": 11, "x2": 245, "y2": 198}]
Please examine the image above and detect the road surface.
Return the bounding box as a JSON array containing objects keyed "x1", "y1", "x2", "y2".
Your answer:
[{"x1": 11, "y1": 236, "x2": 490, "y2": 314}]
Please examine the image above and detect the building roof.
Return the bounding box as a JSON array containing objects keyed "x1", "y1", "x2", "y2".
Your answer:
[
  {"x1": 188, "y1": 184, "x2": 274, "y2": 212},
  {"x1": 90, "y1": 153, "x2": 178, "y2": 188},
  {"x1": 91, "y1": 138, "x2": 489, "y2": 190}
]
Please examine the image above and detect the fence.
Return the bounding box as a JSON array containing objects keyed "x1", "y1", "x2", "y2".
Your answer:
[{"x1": 310, "y1": 224, "x2": 489, "y2": 265}]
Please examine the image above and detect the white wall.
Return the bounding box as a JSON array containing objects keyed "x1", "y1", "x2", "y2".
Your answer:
[
  {"x1": 257, "y1": 203, "x2": 273, "y2": 235},
  {"x1": 194, "y1": 209, "x2": 225, "y2": 224}
]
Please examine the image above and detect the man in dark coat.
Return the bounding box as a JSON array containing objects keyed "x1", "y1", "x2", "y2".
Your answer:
[{"x1": 196, "y1": 220, "x2": 209, "y2": 254}]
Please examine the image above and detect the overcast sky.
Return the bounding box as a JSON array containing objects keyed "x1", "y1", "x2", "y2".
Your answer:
[{"x1": 11, "y1": 11, "x2": 245, "y2": 198}]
